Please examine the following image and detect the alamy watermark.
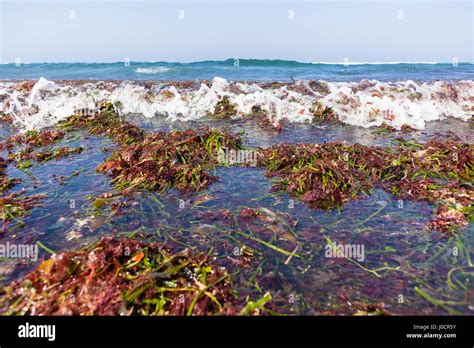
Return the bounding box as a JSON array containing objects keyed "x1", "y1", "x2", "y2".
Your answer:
[
  {"x1": 74, "y1": 107, "x2": 98, "y2": 116},
  {"x1": 217, "y1": 147, "x2": 258, "y2": 167},
  {"x1": 324, "y1": 242, "x2": 365, "y2": 262},
  {"x1": 18, "y1": 322, "x2": 55, "y2": 341},
  {"x1": 0, "y1": 242, "x2": 38, "y2": 262}
]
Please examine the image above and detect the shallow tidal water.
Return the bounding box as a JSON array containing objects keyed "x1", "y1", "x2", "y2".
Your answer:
[{"x1": 0, "y1": 117, "x2": 473, "y2": 315}]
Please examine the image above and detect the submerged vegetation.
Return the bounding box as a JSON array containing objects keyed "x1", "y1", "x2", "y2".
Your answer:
[
  {"x1": 0, "y1": 156, "x2": 42, "y2": 231},
  {"x1": 0, "y1": 193, "x2": 43, "y2": 230},
  {"x1": 372, "y1": 123, "x2": 417, "y2": 135},
  {"x1": 258, "y1": 138, "x2": 473, "y2": 233},
  {"x1": 10, "y1": 146, "x2": 84, "y2": 167},
  {"x1": 0, "y1": 129, "x2": 65, "y2": 151},
  {"x1": 0, "y1": 237, "x2": 248, "y2": 315},
  {"x1": 0, "y1": 156, "x2": 19, "y2": 192},
  {"x1": 0, "y1": 124, "x2": 82, "y2": 231}
]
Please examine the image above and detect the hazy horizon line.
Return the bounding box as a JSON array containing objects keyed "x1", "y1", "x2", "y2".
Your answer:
[{"x1": 1, "y1": 58, "x2": 472, "y2": 65}]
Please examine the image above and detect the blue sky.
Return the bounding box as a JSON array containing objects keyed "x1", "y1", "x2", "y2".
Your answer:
[{"x1": 0, "y1": 0, "x2": 472, "y2": 63}]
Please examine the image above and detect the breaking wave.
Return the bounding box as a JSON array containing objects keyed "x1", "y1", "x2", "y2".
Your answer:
[
  {"x1": 311, "y1": 61, "x2": 438, "y2": 65},
  {"x1": 134, "y1": 67, "x2": 170, "y2": 74},
  {"x1": 0, "y1": 77, "x2": 472, "y2": 131}
]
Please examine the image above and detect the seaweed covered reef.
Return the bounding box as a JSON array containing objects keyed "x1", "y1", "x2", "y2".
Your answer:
[
  {"x1": 0, "y1": 237, "x2": 249, "y2": 315},
  {"x1": 58, "y1": 102, "x2": 242, "y2": 193},
  {"x1": 258, "y1": 138, "x2": 473, "y2": 233},
  {"x1": 96, "y1": 128, "x2": 241, "y2": 192},
  {"x1": 0, "y1": 96, "x2": 472, "y2": 316}
]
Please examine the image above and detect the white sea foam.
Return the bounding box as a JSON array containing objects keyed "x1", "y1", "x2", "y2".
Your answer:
[
  {"x1": 135, "y1": 67, "x2": 170, "y2": 74},
  {"x1": 312, "y1": 61, "x2": 439, "y2": 65},
  {"x1": 0, "y1": 77, "x2": 472, "y2": 132}
]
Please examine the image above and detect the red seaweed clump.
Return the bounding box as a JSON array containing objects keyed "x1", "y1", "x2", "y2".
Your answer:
[
  {"x1": 239, "y1": 207, "x2": 261, "y2": 219},
  {"x1": 59, "y1": 102, "x2": 144, "y2": 145},
  {"x1": 0, "y1": 112, "x2": 13, "y2": 124},
  {"x1": 97, "y1": 128, "x2": 241, "y2": 192},
  {"x1": 382, "y1": 139, "x2": 473, "y2": 232},
  {"x1": 308, "y1": 80, "x2": 331, "y2": 95},
  {"x1": 257, "y1": 138, "x2": 473, "y2": 232},
  {"x1": 245, "y1": 105, "x2": 284, "y2": 132},
  {"x1": 212, "y1": 96, "x2": 237, "y2": 119},
  {"x1": 428, "y1": 204, "x2": 469, "y2": 233},
  {"x1": 59, "y1": 102, "x2": 242, "y2": 192},
  {"x1": 8, "y1": 146, "x2": 84, "y2": 166},
  {"x1": 0, "y1": 129, "x2": 65, "y2": 151},
  {"x1": 0, "y1": 237, "x2": 241, "y2": 315},
  {"x1": 310, "y1": 101, "x2": 340, "y2": 124},
  {"x1": 0, "y1": 192, "x2": 43, "y2": 231},
  {"x1": 0, "y1": 155, "x2": 42, "y2": 231},
  {"x1": 257, "y1": 142, "x2": 378, "y2": 209},
  {"x1": 382, "y1": 139, "x2": 472, "y2": 187},
  {"x1": 0, "y1": 126, "x2": 84, "y2": 169},
  {"x1": 0, "y1": 156, "x2": 20, "y2": 192},
  {"x1": 34, "y1": 146, "x2": 84, "y2": 162},
  {"x1": 373, "y1": 123, "x2": 417, "y2": 134}
]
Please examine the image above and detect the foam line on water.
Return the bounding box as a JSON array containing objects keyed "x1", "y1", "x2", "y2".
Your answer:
[{"x1": 0, "y1": 77, "x2": 472, "y2": 131}]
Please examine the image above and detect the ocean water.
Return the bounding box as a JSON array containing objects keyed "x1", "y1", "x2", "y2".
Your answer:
[
  {"x1": 1, "y1": 60, "x2": 473, "y2": 315},
  {"x1": 1, "y1": 59, "x2": 473, "y2": 81},
  {"x1": 1, "y1": 59, "x2": 473, "y2": 134}
]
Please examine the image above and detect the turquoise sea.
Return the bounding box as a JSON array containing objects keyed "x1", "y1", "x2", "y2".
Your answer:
[{"x1": 1, "y1": 59, "x2": 473, "y2": 81}]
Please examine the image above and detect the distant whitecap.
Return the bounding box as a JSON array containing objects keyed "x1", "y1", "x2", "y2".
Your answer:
[{"x1": 134, "y1": 67, "x2": 170, "y2": 74}]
